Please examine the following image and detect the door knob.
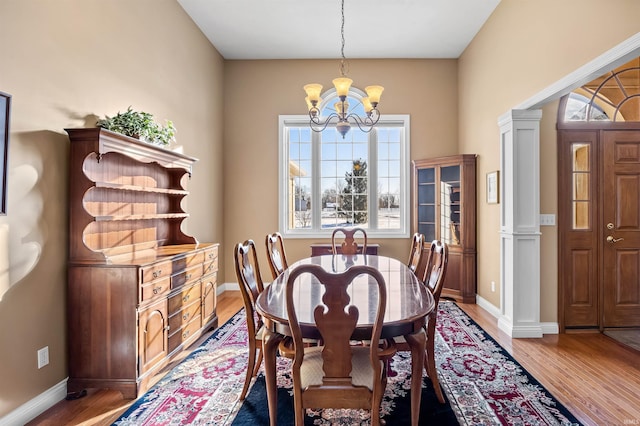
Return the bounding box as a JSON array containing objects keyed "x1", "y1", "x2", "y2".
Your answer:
[{"x1": 607, "y1": 235, "x2": 624, "y2": 243}]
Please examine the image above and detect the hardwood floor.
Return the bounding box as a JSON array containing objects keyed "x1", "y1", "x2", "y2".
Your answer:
[{"x1": 27, "y1": 293, "x2": 640, "y2": 426}]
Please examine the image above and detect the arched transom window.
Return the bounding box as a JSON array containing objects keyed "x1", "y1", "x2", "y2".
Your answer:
[{"x1": 563, "y1": 58, "x2": 640, "y2": 122}]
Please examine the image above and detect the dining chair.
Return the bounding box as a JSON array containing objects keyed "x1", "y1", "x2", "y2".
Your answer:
[
  {"x1": 234, "y1": 239, "x2": 267, "y2": 401},
  {"x1": 331, "y1": 227, "x2": 368, "y2": 255},
  {"x1": 407, "y1": 232, "x2": 425, "y2": 273},
  {"x1": 285, "y1": 263, "x2": 395, "y2": 426},
  {"x1": 403, "y1": 239, "x2": 449, "y2": 403},
  {"x1": 265, "y1": 231, "x2": 289, "y2": 279}
]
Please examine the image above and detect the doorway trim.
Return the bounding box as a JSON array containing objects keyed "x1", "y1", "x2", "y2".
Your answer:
[{"x1": 497, "y1": 32, "x2": 640, "y2": 338}]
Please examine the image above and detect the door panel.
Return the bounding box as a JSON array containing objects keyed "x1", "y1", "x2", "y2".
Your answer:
[
  {"x1": 603, "y1": 131, "x2": 640, "y2": 327},
  {"x1": 558, "y1": 131, "x2": 599, "y2": 328}
]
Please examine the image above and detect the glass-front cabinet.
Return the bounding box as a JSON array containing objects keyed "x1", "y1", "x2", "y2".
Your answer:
[{"x1": 412, "y1": 154, "x2": 477, "y2": 303}]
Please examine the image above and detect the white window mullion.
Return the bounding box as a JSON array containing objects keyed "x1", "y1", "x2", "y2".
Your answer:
[
  {"x1": 311, "y1": 130, "x2": 322, "y2": 231},
  {"x1": 368, "y1": 129, "x2": 379, "y2": 229}
]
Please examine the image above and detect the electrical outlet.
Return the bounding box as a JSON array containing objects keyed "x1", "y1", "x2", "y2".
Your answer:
[
  {"x1": 491, "y1": 281, "x2": 496, "y2": 292},
  {"x1": 37, "y1": 346, "x2": 49, "y2": 369}
]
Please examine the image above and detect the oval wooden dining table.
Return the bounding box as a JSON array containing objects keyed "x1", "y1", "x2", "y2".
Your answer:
[{"x1": 255, "y1": 254, "x2": 435, "y2": 426}]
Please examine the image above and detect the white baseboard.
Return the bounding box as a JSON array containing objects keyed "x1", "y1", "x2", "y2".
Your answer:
[
  {"x1": 475, "y1": 294, "x2": 502, "y2": 318},
  {"x1": 475, "y1": 294, "x2": 558, "y2": 335},
  {"x1": 217, "y1": 282, "x2": 239, "y2": 294},
  {"x1": 541, "y1": 322, "x2": 559, "y2": 334},
  {"x1": 0, "y1": 378, "x2": 67, "y2": 426}
]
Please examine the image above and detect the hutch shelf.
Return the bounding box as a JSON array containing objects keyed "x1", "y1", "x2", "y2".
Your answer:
[
  {"x1": 412, "y1": 154, "x2": 477, "y2": 303},
  {"x1": 66, "y1": 128, "x2": 218, "y2": 398}
]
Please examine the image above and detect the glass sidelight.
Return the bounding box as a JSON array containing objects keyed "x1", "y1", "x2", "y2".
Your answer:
[{"x1": 572, "y1": 143, "x2": 591, "y2": 230}]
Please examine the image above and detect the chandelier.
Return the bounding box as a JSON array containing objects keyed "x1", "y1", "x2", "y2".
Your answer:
[{"x1": 303, "y1": 0, "x2": 384, "y2": 138}]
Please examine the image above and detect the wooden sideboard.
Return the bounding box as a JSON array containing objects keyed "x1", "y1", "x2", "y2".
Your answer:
[
  {"x1": 310, "y1": 243, "x2": 379, "y2": 256},
  {"x1": 66, "y1": 128, "x2": 218, "y2": 398}
]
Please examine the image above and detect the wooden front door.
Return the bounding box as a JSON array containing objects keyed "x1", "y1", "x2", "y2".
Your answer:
[
  {"x1": 559, "y1": 129, "x2": 640, "y2": 330},
  {"x1": 602, "y1": 131, "x2": 640, "y2": 327}
]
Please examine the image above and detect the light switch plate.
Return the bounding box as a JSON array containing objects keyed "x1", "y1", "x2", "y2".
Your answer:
[{"x1": 540, "y1": 214, "x2": 556, "y2": 226}]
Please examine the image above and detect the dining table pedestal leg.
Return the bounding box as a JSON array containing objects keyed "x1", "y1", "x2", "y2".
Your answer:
[
  {"x1": 404, "y1": 328, "x2": 427, "y2": 426},
  {"x1": 262, "y1": 326, "x2": 283, "y2": 426}
]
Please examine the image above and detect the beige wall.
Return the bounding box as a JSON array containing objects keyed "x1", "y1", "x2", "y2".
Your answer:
[
  {"x1": 0, "y1": 0, "x2": 224, "y2": 417},
  {"x1": 222, "y1": 59, "x2": 459, "y2": 281},
  {"x1": 2, "y1": 0, "x2": 639, "y2": 419},
  {"x1": 459, "y1": 0, "x2": 640, "y2": 318}
]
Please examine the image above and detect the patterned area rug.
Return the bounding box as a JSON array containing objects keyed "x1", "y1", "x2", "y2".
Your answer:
[{"x1": 113, "y1": 302, "x2": 582, "y2": 425}]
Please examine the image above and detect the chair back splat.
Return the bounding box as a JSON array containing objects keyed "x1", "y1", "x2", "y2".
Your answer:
[
  {"x1": 407, "y1": 232, "x2": 425, "y2": 273},
  {"x1": 234, "y1": 240, "x2": 266, "y2": 401},
  {"x1": 424, "y1": 239, "x2": 449, "y2": 304},
  {"x1": 285, "y1": 263, "x2": 392, "y2": 426},
  {"x1": 265, "y1": 231, "x2": 289, "y2": 279},
  {"x1": 331, "y1": 227, "x2": 368, "y2": 255}
]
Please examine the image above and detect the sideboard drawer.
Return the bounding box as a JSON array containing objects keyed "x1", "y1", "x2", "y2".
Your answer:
[
  {"x1": 168, "y1": 313, "x2": 202, "y2": 353},
  {"x1": 170, "y1": 264, "x2": 203, "y2": 289},
  {"x1": 203, "y1": 256, "x2": 218, "y2": 276},
  {"x1": 140, "y1": 260, "x2": 172, "y2": 283},
  {"x1": 168, "y1": 299, "x2": 202, "y2": 333},
  {"x1": 168, "y1": 282, "x2": 201, "y2": 314},
  {"x1": 203, "y1": 246, "x2": 219, "y2": 263},
  {"x1": 173, "y1": 251, "x2": 205, "y2": 271},
  {"x1": 140, "y1": 276, "x2": 171, "y2": 303}
]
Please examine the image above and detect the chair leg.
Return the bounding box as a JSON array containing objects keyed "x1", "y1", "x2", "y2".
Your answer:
[
  {"x1": 293, "y1": 389, "x2": 305, "y2": 426},
  {"x1": 425, "y1": 318, "x2": 445, "y2": 404},
  {"x1": 240, "y1": 338, "x2": 257, "y2": 401},
  {"x1": 252, "y1": 347, "x2": 263, "y2": 377}
]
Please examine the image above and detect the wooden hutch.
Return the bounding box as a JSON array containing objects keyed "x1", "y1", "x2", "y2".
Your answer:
[
  {"x1": 412, "y1": 154, "x2": 477, "y2": 303},
  {"x1": 66, "y1": 128, "x2": 218, "y2": 398}
]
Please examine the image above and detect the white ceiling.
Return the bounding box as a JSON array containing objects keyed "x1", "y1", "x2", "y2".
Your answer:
[{"x1": 177, "y1": 0, "x2": 501, "y2": 60}]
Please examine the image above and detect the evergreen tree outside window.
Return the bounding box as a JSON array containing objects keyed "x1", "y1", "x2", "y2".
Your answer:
[{"x1": 341, "y1": 159, "x2": 368, "y2": 224}]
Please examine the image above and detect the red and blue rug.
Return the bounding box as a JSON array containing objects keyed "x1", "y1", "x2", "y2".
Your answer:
[{"x1": 113, "y1": 302, "x2": 582, "y2": 425}]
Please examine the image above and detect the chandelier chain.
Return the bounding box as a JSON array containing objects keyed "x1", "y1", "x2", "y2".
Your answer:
[
  {"x1": 340, "y1": 0, "x2": 347, "y2": 76},
  {"x1": 303, "y1": 0, "x2": 382, "y2": 138}
]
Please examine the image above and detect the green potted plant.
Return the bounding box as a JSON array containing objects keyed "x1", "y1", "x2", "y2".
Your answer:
[{"x1": 96, "y1": 107, "x2": 176, "y2": 146}]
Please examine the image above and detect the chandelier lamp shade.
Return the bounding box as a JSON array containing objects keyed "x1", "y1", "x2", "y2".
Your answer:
[{"x1": 303, "y1": 0, "x2": 384, "y2": 138}]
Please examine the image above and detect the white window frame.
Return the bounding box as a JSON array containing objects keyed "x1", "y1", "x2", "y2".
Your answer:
[{"x1": 278, "y1": 112, "x2": 410, "y2": 239}]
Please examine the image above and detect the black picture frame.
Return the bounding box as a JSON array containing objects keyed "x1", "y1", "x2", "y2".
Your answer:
[{"x1": 0, "y1": 91, "x2": 10, "y2": 215}]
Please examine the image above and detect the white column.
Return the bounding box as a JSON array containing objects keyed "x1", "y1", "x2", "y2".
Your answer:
[{"x1": 498, "y1": 109, "x2": 543, "y2": 338}]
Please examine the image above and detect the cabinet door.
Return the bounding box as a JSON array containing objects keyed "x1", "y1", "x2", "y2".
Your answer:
[
  {"x1": 416, "y1": 167, "x2": 436, "y2": 241},
  {"x1": 138, "y1": 299, "x2": 168, "y2": 375},
  {"x1": 202, "y1": 273, "x2": 217, "y2": 326},
  {"x1": 439, "y1": 165, "x2": 462, "y2": 247}
]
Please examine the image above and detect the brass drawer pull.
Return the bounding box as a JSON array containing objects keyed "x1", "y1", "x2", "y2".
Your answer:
[
  {"x1": 152, "y1": 286, "x2": 162, "y2": 295},
  {"x1": 185, "y1": 273, "x2": 192, "y2": 281},
  {"x1": 183, "y1": 294, "x2": 190, "y2": 303},
  {"x1": 152, "y1": 270, "x2": 163, "y2": 279},
  {"x1": 182, "y1": 330, "x2": 190, "y2": 339},
  {"x1": 183, "y1": 313, "x2": 190, "y2": 321}
]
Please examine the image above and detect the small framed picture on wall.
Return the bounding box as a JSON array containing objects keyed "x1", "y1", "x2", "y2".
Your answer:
[
  {"x1": 0, "y1": 91, "x2": 10, "y2": 215},
  {"x1": 486, "y1": 170, "x2": 499, "y2": 204}
]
